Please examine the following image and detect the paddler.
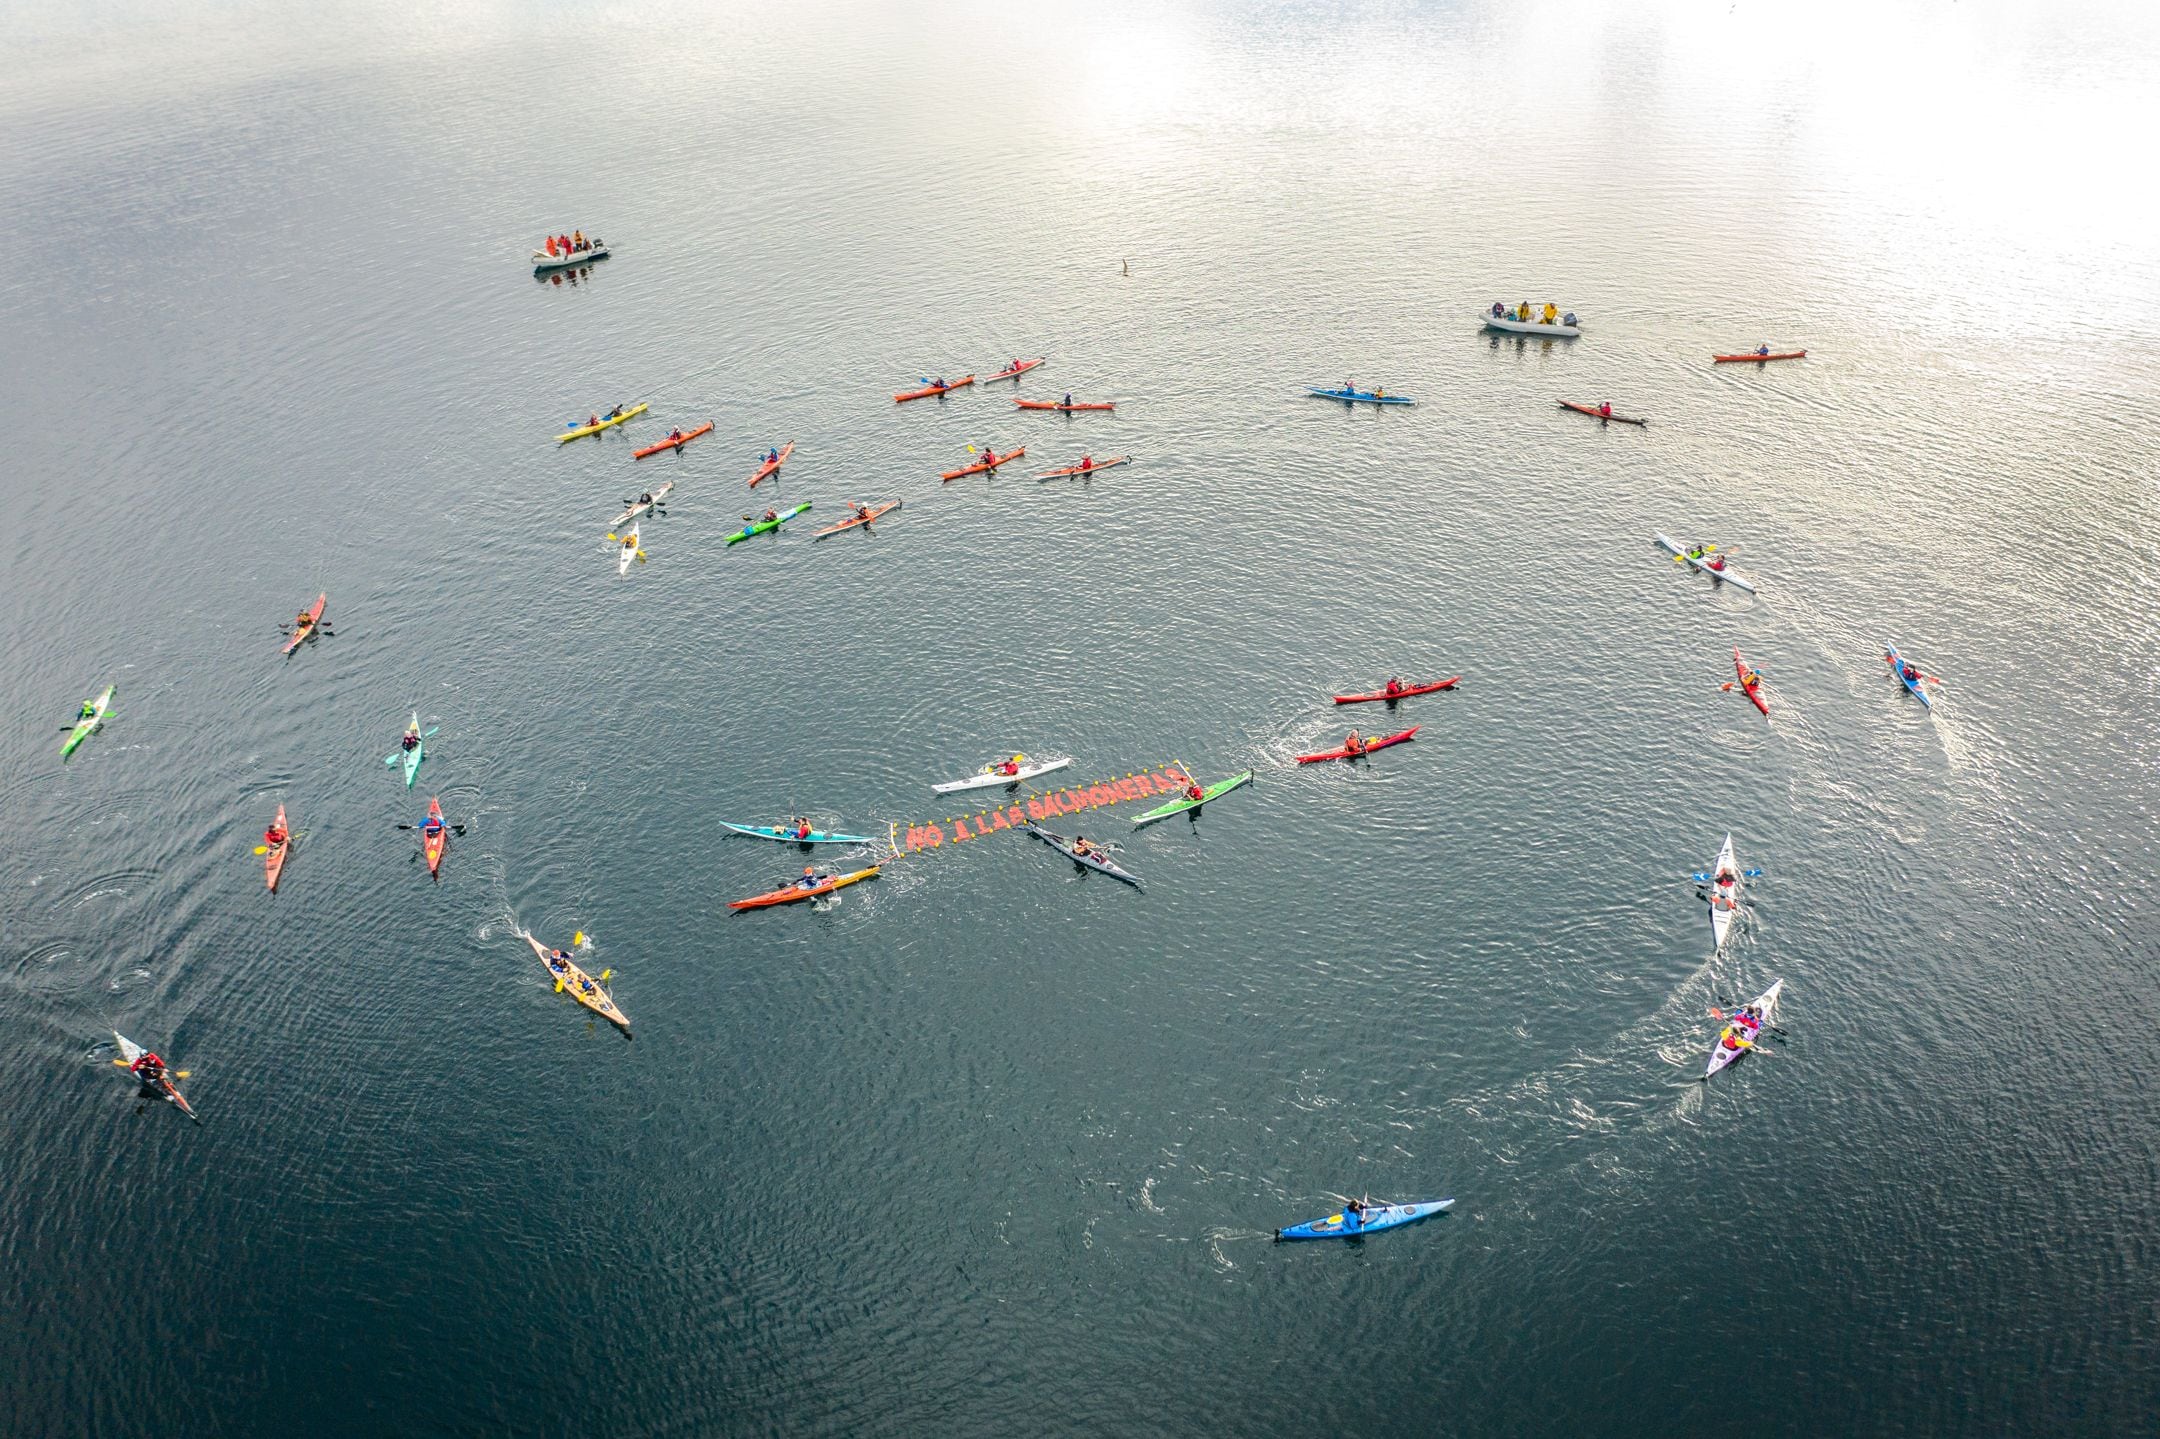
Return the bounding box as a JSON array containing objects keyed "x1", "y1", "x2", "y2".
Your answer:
[
  {"x1": 794, "y1": 866, "x2": 828, "y2": 891},
  {"x1": 1542, "y1": 302, "x2": 1559, "y2": 325},
  {"x1": 851, "y1": 501, "x2": 872, "y2": 522},
  {"x1": 1077, "y1": 455, "x2": 1093, "y2": 472},
  {"x1": 607, "y1": 403, "x2": 623, "y2": 419},
  {"x1": 1383, "y1": 677, "x2": 1405, "y2": 698},
  {"x1": 264, "y1": 817, "x2": 288, "y2": 849},
  {"x1": 1736, "y1": 663, "x2": 1763, "y2": 701},
  {"x1": 765, "y1": 446, "x2": 780, "y2": 465},
  {"x1": 77, "y1": 698, "x2": 98, "y2": 721},
  {"x1": 760, "y1": 507, "x2": 778, "y2": 523},
  {"x1": 129, "y1": 1049, "x2": 166, "y2": 1084},
  {"x1": 422, "y1": 811, "x2": 445, "y2": 842},
  {"x1": 546, "y1": 949, "x2": 572, "y2": 978},
  {"x1": 1071, "y1": 835, "x2": 1098, "y2": 858},
  {"x1": 1341, "y1": 1198, "x2": 1366, "y2": 1233},
  {"x1": 1062, "y1": 392, "x2": 1073, "y2": 408},
  {"x1": 293, "y1": 608, "x2": 316, "y2": 632},
  {"x1": 1344, "y1": 730, "x2": 1366, "y2": 757},
  {"x1": 1755, "y1": 344, "x2": 1771, "y2": 357},
  {"x1": 587, "y1": 413, "x2": 601, "y2": 430},
  {"x1": 1900, "y1": 660, "x2": 1922, "y2": 684},
  {"x1": 980, "y1": 447, "x2": 997, "y2": 468},
  {"x1": 1598, "y1": 401, "x2": 1612, "y2": 418},
  {"x1": 791, "y1": 817, "x2": 813, "y2": 841},
  {"x1": 666, "y1": 426, "x2": 684, "y2": 446},
  {"x1": 995, "y1": 755, "x2": 1022, "y2": 777},
  {"x1": 400, "y1": 724, "x2": 420, "y2": 753},
  {"x1": 1182, "y1": 777, "x2": 1205, "y2": 803}
]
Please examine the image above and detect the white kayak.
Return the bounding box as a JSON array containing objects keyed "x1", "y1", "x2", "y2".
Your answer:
[
  {"x1": 1708, "y1": 834, "x2": 1741, "y2": 951},
  {"x1": 931, "y1": 756, "x2": 1073, "y2": 793},
  {"x1": 1654, "y1": 533, "x2": 1758, "y2": 594},
  {"x1": 1705, "y1": 979, "x2": 1783, "y2": 1079},
  {"x1": 612, "y1": 481, "x2": 672, "y2": 528},
  {"x1": 1482, "y1": 311, "x2": 1581, "y2": 337},
  {"x1": 617, "y1": 522, "x2": 640, "y2": 575}
]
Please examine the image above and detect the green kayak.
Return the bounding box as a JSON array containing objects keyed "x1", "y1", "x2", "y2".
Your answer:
[
  {"x1": 62, "y1": 684, "x2": 115, "y2": 759},
  {"x1": 1131, "y1": 769, "x2": 1253, "y2": 828},
  {"x1": 726, "y1": 501, "x2": 812, "y2": 545}
]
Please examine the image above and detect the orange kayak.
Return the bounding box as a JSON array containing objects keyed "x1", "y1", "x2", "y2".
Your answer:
[
  {"x1": 747, "y1": 440, "x2": 795, "y2": 486},
  {"x1": 941, "y1": 446, "x2": 1024, "y2": 481},
  {"x1": 895, "y1": 376, "x2": 974, "y2": 403},
  {"x1": 1714, "y1": 351, "x2": 1806, "y2": 363},
  {"x1": 1558, "y1": 401, "x2": 1646, "y2": 426},
  {"x1": 984, "y1": 358, "x2": 1045, "y2": 383},
  {"x1": 633, "y1": 421, "x2": 713, "y2": 459},
  {"x1": 282, "y1": 594, "x2": 326, "y2": 655},
  {"x1": 265, "y1": 804, "x2": 290, "y2": 891},
  {"x1": 1037, "y1": 455, "x2": 1130, "y2": 478},
  {"x1": 1016, "y1": 399, "x2": 1115, "y2": 411},
  {"x1": 423, "y1": 796, "x2": 447, "y2": 877},
  {"x1": 812, "y1": 500, "x2": 900, "y2": 538},
  {"x1": 729, "y1": 867, "x2": 881, "y2": 910}
]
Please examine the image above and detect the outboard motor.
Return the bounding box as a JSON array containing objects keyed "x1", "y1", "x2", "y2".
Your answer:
[{"x1": 1562, "y1": 311, "x2": 1577, "y2": 327}]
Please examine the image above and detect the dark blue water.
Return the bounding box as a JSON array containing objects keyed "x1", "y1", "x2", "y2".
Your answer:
[{"x1": 5, "y1": 1, "x2": 2157, "y2": 1433}]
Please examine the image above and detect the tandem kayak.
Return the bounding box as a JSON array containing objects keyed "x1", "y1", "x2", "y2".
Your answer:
[
  {"x1": 112, "y1": 1031, "x2": 199, "y2": 1122},
  {"x1": 1131, "y1": 770, "x2": 1254, "y2": 828},
  {"x1": 812, "y1": 500, "x2": 900, "y2": 538},
  {"x1": 1708, "y1": 833, "x2": 1741, "y2": 952},
  {"x1": 423, "y1": 796, "x2": 447, "y2": 877},
  {"x1": 1306, "y1": 386, "x2": 1414, "y2": 405},
  {"x1": 1483, "y1": 312, "x2": 1580, "y2": 337},
  {"x1": 1023, "y1": 823, "x2": 1141, "y2": 887},
  {"x1": 1883, "y1": 643, "x2": 1934, "y2": 711},
  {"x1": 1295, "y1": 725, "x2": 1418, "y2": 764},
  {"x1": 721, "y1": 820, "x2": 876, "y2": 845},
  {"x1": 983, "y1": 358, "x2": 1045, "y2": 383},
  {"x1": 747, "y1": 441, "x2": 795, "y2": 487},
  {"x1": 726, "y1": 502, "x2": 811, "y2": 544},
  {"x1": 524, "y1": 933, "x2": 630, "y2": 1030},
  {"x1": 1706, "y1": 979, "x2": 1783, "y2": 1079},
  {"x1": 932, "y1": 756, "x2": 1073, "y2": 793},
  {"x1": 1713, "y1": 351, "x2": 1805, "y2": 363},
  {"x1": 283, "y1": 593, "x2": 326, "y2": 655},
  {"x1": 611, "y1": 481, "x2": 673, "y2": 528},
  {"x1": 1333, "y1": 676, "x2": 1459, "y2": 705},
  {"x1": 941, "y1": 447, "x2": 1024, "y2": 481},
  {"x1": 558, "y1": 403, "x2": 646, "y2": 442},
  {"x1": 633, "y1": 422, "x2": 713, "y2": 459},
  {"x1": 1276, "y1": 1198, "x2": 1453, "y2": 1241},
  {"x1": 1558, "y1": 401, "x2": 1646, "y2": 426},
  {"x1": 1653, "y1": 534, "x2": 1757, "y2": 594},
  {"x1": 895, "y1": 376, "x2": 975, "y2": 402},
  {"x1": 533, "y1": 242, "x2": 608, "y2": 271},
  {"x1": 63, "y1": 684, "x2": 115, "y2": 759},
  {"x1": 1038, "y1": 455, "x2": 1130, "y2": 479},
  {"x1": 1015, "y1": 399, "x2": 1115, "y2": 411},
  {"x1": 1733, "y1": 648, "x2": 1768, "y2": 716},
  {"x1": 265, "y1": 803, "x2": 290, "y2": 892},
  {"x1": 729, "y1": 867, "x2": 881, "y2": 910}
]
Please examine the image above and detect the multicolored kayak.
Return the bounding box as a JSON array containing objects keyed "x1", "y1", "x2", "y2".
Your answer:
[
  {"x1": 264, "y1": 803, "x2": 290, "y2": 891},
  {"x1": 747, "y1": 441, "x2": 795, "y2": 487},
  {"x1": 1558, "y1": 401, "x2": 1646, "y2": 426},
  {"x1": 1131, "y1": 770, "x2": 1253, "y2": 828},
  {"x1": 1706, "y1": 979, "x2": 1783, "y2": 1079},
  {"x1": 1654, "y1": 534, "x2": 1757, "y2": 594},
  {"x1": 729, "y1": 867, "x2": 881, "y2": 910},
  {"x1": 812, "y1": 500, "x2": 900, "y2": 538},
  {"x1": 63, "y1": 684, "x2": 115, "y2": 759},
  {"x1": 423, "y1": 796, "x2": 447, "y2": 877},
  {"x1": 983, "y1": 358, "x2": 1045, "y2": 383},
  {"x1": 932, "y1": 756, "x2": 1072, "y2": 793},
  {"x1": 941, "y1": 447, "x2": 1024, "y2": 481},
  {"x1": 1714, "y1": 351, "x2": 1806, "y2": 363},
  {"x1": 632, "y1": 421, "x2": 713, "y2": 459},
  {"x1": 895, "y1": 376, "x2": 974, "y2": 402},
  {"x1": 610, "y1": 482, "x2": 672, "y2": 528},
  {"x1": 1883, "y1": 644, "x2": 1934, "y2": 711},
  {"x1": 1015, "y1": 399, "x2": 1115, "y2": 411},
  {"x1": 721, "y1": 820, "x2": 875, "y2": 844},
  {"x1": 1295, "y1": 725, "x2": 1419, "y2": 764},
  {"x1": 283, "y1": 593, "x2": 326, "y2": 655},
  {"x1": 726, "y1": 501, "x2": 812, "y2": 544},
  {"x1": 524, "y1": 934, "x2": 629, "y2": 1030},
  {"x1": 1306, "y1": 386, "x2": 1414, "y2": 405},
  {"x1": 1708, "y1": 833, "x2": 1741, "y2": 951},
  {"x1": 557, "y1": 403, "x2": 646, "y2": 441},
  {"x1": 1037, "y1": 455, "x2": 1130, "y2": 479},
  {"x1": 112, "y1": 1031, "x2": 199, "y2": 1122},
  {"x1": 1734, "y1": 648, "x2": 1768, "y2": 716},
  {"x1": 1276, "y1": 1197, "x2": 1452, "y2": 1241},
  {"x1": 1333, "y1": 676, "x2": 1459, "y2": 705},
  {"x1": 1023, "y1": 823, "x2": 1141, "y2": 886}
]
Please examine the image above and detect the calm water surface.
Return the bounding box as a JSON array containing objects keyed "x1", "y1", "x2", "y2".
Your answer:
[{"x1": 4, "y1": 1, "x2": 2157, "y2": 1433}]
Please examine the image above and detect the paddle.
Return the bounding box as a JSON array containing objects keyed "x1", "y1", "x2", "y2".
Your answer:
[
  {"x1": 252, "y1": 831, "x2": 305, "y2": 855},
  {"x1": 112, "y1": 1059, "x2": 191, "y2": 1078},
  {"x1": 1884, "y1": 655, "x2": 1945, "y2": 685},
  {"x1": 396, "y1": 822, "x2": 467, "y2": 835},
  {"x1": 1691, "y1": 868, "x2": 1764, "y2": 882},
  {"x1": 1719, "y1": 674, "x2": 1763, "y2": 694}
]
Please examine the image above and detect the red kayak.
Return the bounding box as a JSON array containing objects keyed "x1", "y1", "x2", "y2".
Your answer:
[
  {"x1": 1713, "y1": 351, "x2": 1806, "y2": 363},
  {"x1": 941, "y1": 446, "x2": 1024, "y2": 481},
  {"x1": 983, "y1": 358, "x2": 1045, "y2": 383},
  {"x1": 1734, "y1": 648, "x2": 1768, "y2": 715},
  {"x1": 1558, "y1": 401, "x2": 1646, "y2": 426},
  {"x1": 1015, "y1": 399, "x2": 1115, "y2": 412},
  {"x1": 747, "y1": 440, "x2": 795, "y2": 486},
  {"x1": 633, "y1": 421, "x2": 713, "y2": 459},
  {"x1": 1333, "y1": 676, "x2": 1459, "y2": 705},
  {"x1": 1296, "y1": 725, "x2": 1419, "y2": 764},
  {"x1": 812, "y1": 500, "x2": 900, "y2": 538},
  {"x1": 895, "y1": 376, "x2": 974, "y2": 402},
  {"x1": 1037, "y1": 455, "x2": 1129, "y2": 478},
  {"x1": 281, "y1": 593, "x2": 326, "y2": 655}
]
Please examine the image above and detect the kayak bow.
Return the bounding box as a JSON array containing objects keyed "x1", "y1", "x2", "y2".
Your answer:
[
  {"x1": 1295, "y1": 725, "x2": 1419, "y2": 764},
  {"x1": 1333, "y1": 676, "x2": 1459, "y2": 705}
]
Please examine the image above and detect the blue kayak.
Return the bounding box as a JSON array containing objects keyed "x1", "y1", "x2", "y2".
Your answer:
[
  {"x1": 1307, "y1": 386, "x2": 1414, "y2": 405},
  {"x1": 721, "y1": 821, "x2": 875, "y2": 844},
  {"x1": 1276, "y1": 1197, "x2": 1453, "y2": 1241},
  {"x1": 1883, "y1": 643, "x2": 1933, "y2": 711}
]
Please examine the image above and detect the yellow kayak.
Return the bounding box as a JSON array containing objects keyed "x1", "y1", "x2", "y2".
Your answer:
[
  {"x1": 523, "y1": 934, "x2": 631, "y2": 1030},
  {"x1": 556, "y1": 403, "x2": 647, "y2": 442}
]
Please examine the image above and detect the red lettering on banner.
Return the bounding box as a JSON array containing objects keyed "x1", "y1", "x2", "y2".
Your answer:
[
  {"x1": 1026, "y1": 796, "x2": 1047, "y2": 821},
  {"x1": 1049, "y1": 791, "x2": 1073, "y2": 814},
  {"x1": 1157, "y1": 770, "x2": 1184, "y2": 792},
  {"x1": 1007, "y1": 805, "x2": 1027, "y2": 826},
  {"x1": 1116, "y1": 777, "x2": 1140, "y2": 801},
  {"x1": 990, "y1": 809, "x2": 1011, "y2": 832},
  {"x1": 1089, "y1": 784, "x2": 1111, "y2": 807},
  {"x1": 953, "y1": 817, "x2": 975, "y2": 842},
  {"x1": 906, "y1": 824, "x2": 943, "y2": 851}
]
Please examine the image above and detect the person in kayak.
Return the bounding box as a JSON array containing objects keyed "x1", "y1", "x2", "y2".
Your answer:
[
  {"x1": 1078, "y1": 455, "x2": 1093, "y2": 471},
  {"x1": 1737, "y1": 664, "x2": 1763, "y2": 700},
  {"x1": 1598, "y1": 401, "x2": 1612, "y2": 418},
  {"x1": 400, "y1": 728, "x2": 420, "y2": 753},
  {"x1": 765, "y1": 446, "x2": 780, "y2": 464},
  {"x1": 791, "y1": 817, "x2": 813, "y2": 841},
  {"x1": 1071, "y1": 835, "x2": 1100, "y2": 859},
  {"x1": 794, "y1": 866, "x2": 832, "y2": 891},
  {"x1": 1344, "y1": 730, "x2": 1366, "y2": 756},
  {"x1": 546, "y1": 950, "x2": 572, "y2": 978},
  {"x1": 264, "y1": 818, "x2": 288, "y2": 849},
  {"x1": 760, "y1": 507, "x2": 778, "y2": 523},
  {"x1": 130, "y1": 1049, "x2": 166, "y2": 1084},
  {"x1": 1755, "y1": 344, "x2": 1771, "y2": 357},
  {"x1": 1542, "y1": 302, "x2": 1559, "y2": 325},
  {"x1": 666, "y1": 426, "x2": 684, "y2": 445},
  {"x1": 606, "y1": 404, "x2": 623, "y2": 420},
  {"x1": 1900, "y1": 660, "x2": 1922, "y2": 685},
  {"x1": 980, "y1": 448, "x2": 998, "y2": 468},
  {"x1": 933, "y1": 377, "x2": 947, "y2": 391},
  {"x1": 586, "y1": 413, "x2": 601, "y2": 430},
  {"x1": 77, "y1": 697, "x2": 99, "y2": 721},
  {"x1": 994, "y1": 755, "x2": 1022, "y2": 777},
  {"x1": 1182, "y1": 777, "x2": 1206, "y2": 803},
  {"x1": 1341, "y1": 1197, "x2": 1366, "y2": 1232},
  {"x1": 1384, "y1": 677, "x2": 1405, "y2": 698},
  {"x1": 422, "y1": 812, "x2": 445, "y2": 842},
  {"x1": 851, "y1": 501, "x2": 872, "y2": 522},
  {"x1": 1061, "y1": 392, "x2": 1073, "y2": 408}
]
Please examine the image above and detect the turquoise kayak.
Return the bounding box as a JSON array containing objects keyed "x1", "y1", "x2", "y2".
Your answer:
[
  {"x1": 721, "y1": 821, "x2": 875, "y2": 845},
  {"x1": 726, "y1": 502, "x2": 812, "y2": 545},
  {"x1": 1276, "y1": 1197, "x2": 1453, "y2": 1241},
  {"x1": 1307, "y1": 386, "x2": 1414, "y2": 405},
  {"x1": 1131, "y1": 770, "x2": 1253, "y2": 828}
]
